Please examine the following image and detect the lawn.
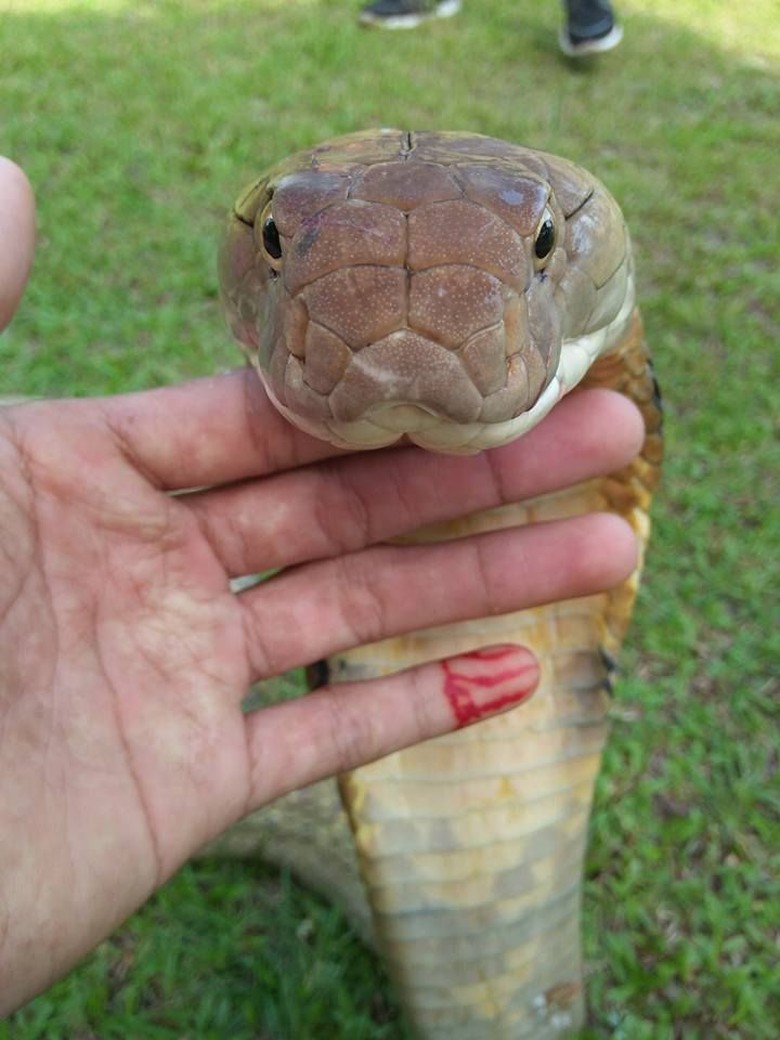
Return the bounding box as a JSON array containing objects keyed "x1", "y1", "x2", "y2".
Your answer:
[{"x1": 1, "y1": 0, "x2": 778, "y2": 1036}]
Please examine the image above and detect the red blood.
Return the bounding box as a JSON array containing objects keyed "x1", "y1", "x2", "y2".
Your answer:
[{"x1": 441, "y1": 646, "x2": 536, "y2": 727}]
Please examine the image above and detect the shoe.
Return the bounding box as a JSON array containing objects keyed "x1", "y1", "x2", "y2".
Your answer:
[
  {"x1": 559, "y1": 20, "x2": 623, "y2": 56},
  {"x1": 560, "y1": 1, "x2": 623, "y2": 57},
  {"x1": 359, "y1": 0, "x2": 461, "y2": 29}
]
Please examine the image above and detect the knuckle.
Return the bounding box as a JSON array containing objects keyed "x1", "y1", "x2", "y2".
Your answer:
[
  {"x1": 311, "y1": 465, "x2": 374, "y2": 557},
  {"x1": 334, "y1": 552, "x2": 390, "y2": 646},
  {"x1": 320, "y1": 690, "x2": 379, "y2": 772}
]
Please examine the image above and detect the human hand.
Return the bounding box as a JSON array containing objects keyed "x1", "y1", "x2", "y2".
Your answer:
[{"x1": 0, "y1": 160, "x2": 642, "y2": 1012}]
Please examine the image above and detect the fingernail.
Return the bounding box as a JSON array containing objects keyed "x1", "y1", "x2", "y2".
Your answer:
[{"x1": 440, "y1": 645, "x2": 539, "y2": 728}]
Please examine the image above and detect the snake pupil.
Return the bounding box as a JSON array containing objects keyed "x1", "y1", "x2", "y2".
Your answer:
[
  {"x1": 534, "y1": 216, "x2": 556, "y2": 261},
  {"x1": 262, "y1": 216, "x2": 283, "y2": 261}
]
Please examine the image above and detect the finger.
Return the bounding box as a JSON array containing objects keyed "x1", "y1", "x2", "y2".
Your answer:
[
  {"x1": 186, "y1": 389, "x2": 644, "y2": 576},
  {"x1": 97, "y1": 368, "x2": 345, "y2": 490},
  {"x1": 246, "y1": 645, "x2": 539, "y2": 806},
  {"x1": 240, "y1": 511, "x2": 637, "y2": 680},
  {"x1": 0, "y1": 158, "x2": 36, "y2": 332}
]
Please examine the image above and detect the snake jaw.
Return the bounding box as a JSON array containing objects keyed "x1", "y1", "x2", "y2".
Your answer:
[
  {"x1": 249, "y1": 264, "x2": 632, "y2": 454},
  {"x1": 220, "y1": 131, "x2": 634, "y2": 454}
]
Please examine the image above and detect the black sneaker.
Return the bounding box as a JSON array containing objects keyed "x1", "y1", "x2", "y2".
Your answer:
[
  {"x1": 560, "y1": 0, "x2": 623, "y2": 56},
  {"x1": 359, "y1": 0, "x2": 461, "y2": 29}
]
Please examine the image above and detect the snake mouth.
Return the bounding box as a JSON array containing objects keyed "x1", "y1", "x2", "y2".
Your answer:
[
  {"x1": 328, "y1": 376, "x2": 563, "y2": 453},
  {"x1": 361, "y1": 402, "x2": 450, "y2": 433},
  {"x1": 256, "y1": 275, "x2": 635, "y2": 455},
  {"x1": 257, "y1": 349, "x2": 555, "y2": 453}
]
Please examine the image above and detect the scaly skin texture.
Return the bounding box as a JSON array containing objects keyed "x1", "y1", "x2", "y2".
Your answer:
[
  {"x1": 218, "y1": 131, "x2": 662, "y2": 1038},
  {"x1": 219, "y1": 129, "x2": 635, "y2": 452}
]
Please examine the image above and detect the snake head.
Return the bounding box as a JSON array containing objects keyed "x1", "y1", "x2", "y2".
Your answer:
[{"x1": 219, "y1": 130, "x2": 634, "y2": 453}]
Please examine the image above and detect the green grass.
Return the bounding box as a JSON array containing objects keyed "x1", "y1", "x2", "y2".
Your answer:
[{"x1": 1, "y1": 0, "x2": 778, "y2": 1036}]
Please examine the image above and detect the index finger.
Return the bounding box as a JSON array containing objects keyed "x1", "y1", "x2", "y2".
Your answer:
[{"x1": 98, "y1": 367, "x2": 347, "y2": 489}]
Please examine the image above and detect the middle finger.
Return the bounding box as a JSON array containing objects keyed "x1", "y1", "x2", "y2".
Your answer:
[{"x1": 185, "y1": 389, "x2": 643, "y2": 576}]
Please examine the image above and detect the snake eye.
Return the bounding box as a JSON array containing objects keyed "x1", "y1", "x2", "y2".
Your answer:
[
  {"x1": 533, "y1": 207, "x2": 556, "y2": 266},
  {"x1": 262, "y1": 215, "x2": 283, "y2": 262}
]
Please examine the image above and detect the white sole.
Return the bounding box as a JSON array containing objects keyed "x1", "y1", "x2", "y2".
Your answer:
[
  {"x1": 360, "y1": 0, "x2": 461, "y2": 29},
  {"x1": 559, "y1": 22, "x2": 623, "y2": 57}
]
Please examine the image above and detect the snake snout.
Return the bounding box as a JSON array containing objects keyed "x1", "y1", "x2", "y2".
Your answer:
[
  {"x1": 328, "y1": 332, "x2": 486, "y2": 425},
  {"x1": 268, "y1": 265, "x2": 562, "y2": 451}
]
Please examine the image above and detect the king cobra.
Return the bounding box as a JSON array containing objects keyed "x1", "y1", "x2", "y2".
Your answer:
[{"x1": 217, "y1": 130, "x2": 662, "y2": 1038}]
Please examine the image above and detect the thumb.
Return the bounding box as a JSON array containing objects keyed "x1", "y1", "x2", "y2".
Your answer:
[{"x1": 0, "y1": 158, "x2": 36, "y2": 332}]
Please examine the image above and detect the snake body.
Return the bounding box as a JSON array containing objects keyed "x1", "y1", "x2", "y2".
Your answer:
[{"x1": 219, "y1": 130, "x2": 662, "y2": 1038}]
